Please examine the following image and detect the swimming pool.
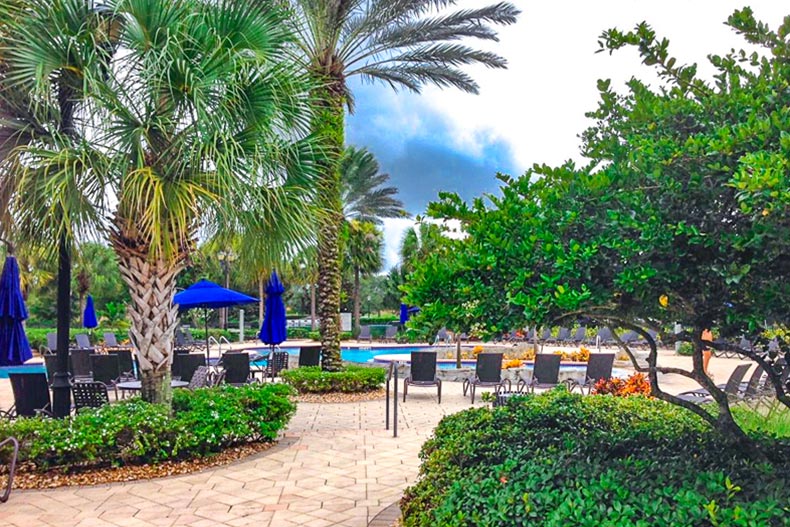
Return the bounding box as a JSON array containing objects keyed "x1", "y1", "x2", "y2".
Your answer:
[{"x1": 0, "y1": 364, "x2": 45, "y2": 378}]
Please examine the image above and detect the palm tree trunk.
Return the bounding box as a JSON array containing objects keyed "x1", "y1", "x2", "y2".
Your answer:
[
  {"x1": 313, "y1": 81, "x2": 345, "y2": 371},
  {"x1": 310, "y1": 283, "x2": 316, "y2": 331},
  {"x1": 353, "y1": 267, "x2": 361, "y2": 336},
  {"x1": 113, "y1": 241, "x2": 183, "y2": 405}
]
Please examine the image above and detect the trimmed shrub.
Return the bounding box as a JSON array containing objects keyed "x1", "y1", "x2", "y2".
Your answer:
[
  {"x1": 281, "y1": 366, "x2": 386, "y2": 393},
  {"x1": 307, "y1": 330, "x2": 353, "y2": 341},
  {"x1": 0, "y1": 383, "x2": 296, "y2": 471},
  {"x1": 401, "y1": 388, "x2": 790, "y2": 527}
]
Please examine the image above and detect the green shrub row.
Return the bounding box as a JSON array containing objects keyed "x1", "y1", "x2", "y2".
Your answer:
[
  {"x1": 25, "y1": 328, "x2": 129, "y2": 352},
  {"x1": 0, "y1": 383, "x2": 296, "y2": 470},
  {"x1": 307, "y1": 330, "x2": 354, "y2": 341},
  {"x1": 401, "y1": 388, "x2": 790, "y2": 527},
  {"x1": 360, "y1": 315, "x2": 399, "y2": 325},
  {"x1": 281, "y1": 366, "x2": 386, "y2": 393}
]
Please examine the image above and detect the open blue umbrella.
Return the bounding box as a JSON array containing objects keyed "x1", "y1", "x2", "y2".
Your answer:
[
  {"x1": 174, "y1": 279, "x2": 258, "y2": 361},
  {"x1": 0, "y1": 255, "x2": 33, "y2": 366},
  {"x1": 83, "y1": 294, "x2": 98, "y2": 329},
  {"x1": 259, "y1": 271, "x2": 286, "y2": 347}
]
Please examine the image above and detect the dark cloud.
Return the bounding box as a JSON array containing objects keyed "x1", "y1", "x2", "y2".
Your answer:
[{"x1": 346, "y1": 83, "x2": 519, "y2": 214}]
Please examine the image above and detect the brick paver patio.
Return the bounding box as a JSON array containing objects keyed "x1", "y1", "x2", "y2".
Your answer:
[{"x1": 2, "y1": 351, "x2": 751, "y2": 526}]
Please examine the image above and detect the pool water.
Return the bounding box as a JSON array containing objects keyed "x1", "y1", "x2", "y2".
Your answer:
[{"x1": 0, "y1": 364, "x2": 45, "y2": 378}]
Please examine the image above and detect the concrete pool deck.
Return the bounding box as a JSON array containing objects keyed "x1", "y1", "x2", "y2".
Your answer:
[{"x1": 0, "y1": 350, "x2": 758, "y2": 526}]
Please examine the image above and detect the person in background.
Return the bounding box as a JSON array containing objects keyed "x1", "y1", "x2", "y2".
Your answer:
[{"x1": 701, "y1": 328, "x2": 714, "y2": 378}]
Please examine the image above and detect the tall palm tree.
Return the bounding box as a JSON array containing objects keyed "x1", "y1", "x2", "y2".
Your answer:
[
  {"x1": 341, "y1": 146, "x2": 406, "y2": 224},
  {"x1": 287, "y1": 0, "x2": 520, "y2": 370},
  {"x1": 2, "y1": 0, "x2": 319, "y2": 404},
  {"x1": 345, "y1": 220, "x2": 383, "y2": 334}
]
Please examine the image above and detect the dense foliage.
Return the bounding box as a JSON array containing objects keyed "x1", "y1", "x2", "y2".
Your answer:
[
  {"x1": 0, "y1": 384, "x2": 296, "y2": 470},
  {"x1": 401, "y1": 389, "x2": 790, "y2": 527},
  {"x1": 281, "y1": 366, "x2": 386, "y2": 393}
]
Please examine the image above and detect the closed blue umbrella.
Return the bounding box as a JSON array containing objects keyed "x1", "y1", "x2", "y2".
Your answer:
[
  {"x1": 83, "y1": 294, "x2": 98, "y2": 329},
  {"x1": 400, "y1": 304, "x2": 409, "y2": 325},
  {"x1": 259, "y1": 271, "x2": 286, "y2": 347},
  {"x1": 0, "y1": 255, "x2": 33, "y2": 366}
]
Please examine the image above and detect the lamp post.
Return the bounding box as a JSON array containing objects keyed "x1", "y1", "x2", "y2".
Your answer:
[{"x1": 217, "y1": 251, "x2": 236, "y2": 329}]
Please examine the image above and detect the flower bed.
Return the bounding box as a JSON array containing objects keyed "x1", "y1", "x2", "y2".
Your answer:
[
  {"x1": 281, "y1": 365, "x2": 386, "y2": 393},
  {"x1": 0, "y1": 383, "x2": 296, "y2": 472},
  {"x1": 401, "y1": 388, "x2": 790, "y2": 526}
]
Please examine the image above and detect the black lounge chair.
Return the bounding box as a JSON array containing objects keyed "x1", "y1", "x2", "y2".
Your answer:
[
  {"x1": 72, "y1": 382, "x2": 110, "y2": 412},
  {"x1": 555, "y1": 327, "x2": 571, "y2": 345},
  {"x1": 383, "y1": 325, "x2": 398, "y2": 342},
  {"x1": 676, "y1": 363, "x2": 752, "y2": 402},
  {"x1": 518, "y1": 353, "x2": 562, "y2": 393},
  {"x1": 403, "y1": 351, "x2": 442, "y2": 403},
  {"x1": 742, "y1": 365, "x2": 766, "y2": 399},
  {"x1": 539, "y1": 328, "x2": 553, "y2": 343},
  {"x1": 435, "y1": 328, "x2": 451, "y2": 345},
  {"x1": 298, "y1": 346, "x2": 321, "y2": 367},
  {"x1": 220, "y1": 352, "x2": 253, "y2": 386},
  {"x1": 462, "y1": 352, "x2": 510, "y2": 404},
  {"x1": 69, "y1": 350, "x2": 93, "y2": 381},
  {"x1": 619, "y1": 331, "x2": 639, "y2": 347},
  {"x1": 358, "y1": 325, "x2": 372, "y2": 342},
  {"x1": 45, "y1": 332, "x2": 58, "y2": 353},
  {"x1": 90, "y1": 354, "x2": 121, "y2": 398},
  {"x1": 108, "y1": 349, "x2": 136, "y2": 379},
  {"x1": 74, "y1": 333, "x2": 96, "y2": 352},
  {"x1": 7, "y1": 373, "x2": 52, "y2": 418},
  {"x1": 571, "y1": 353, "x2": 615, "y2": 394},
  {"x1": 569, "y1": 327, "x2": 587, "y2": 346},
  {"x1": 596, "y1": 327, "x2": 615, "y2": 347},
  {"x1": 103, "y1": 332, "x2": 132, "y2": 352},
  {"x1": 188, "y1": 366, "x2": 212, "y2": 389},
  {"x1": 172, "y1": 353, "x2": 205, "y2": 383},
  {"x1": 43, "y1": 354, "x2": 59, "y2": 384}
]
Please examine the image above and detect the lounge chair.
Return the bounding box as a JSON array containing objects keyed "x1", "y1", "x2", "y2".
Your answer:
[
  {"x1": 556, "y1": 327, "x2": 571, "y2": 345},
  {"x1": 619, "y1": 331, "x2": 639, "y2": 347},
  {"x1": 7, "y1": 373, "x2": 52, "y2": 418},
  {"x1": 676, "y1": 363, "x2": 752, "y2": 402},
  {"x1": 172, "y1": 353, "x2": 205, "y2": 383},
  {"x1": 69, "y1": 350, "x2": 93, "y2": 381},
  {"x1": 434, "y1": 328, "x2": 451, "y2": 344},
  {"x1": 596, "y1": 327, "x2": 615, "y2": 347},
  {"x1": 298, "y1": 346, "x2": 321, "y2": 367},
  {"x1": 462, "y1": 352, "x2": 510, "y2": 404},
  {"x1": 517, "y1": 353, "x2": 561, "y2": 393},
  {"x1": 220, "y1": 352, "x2": 254, "y2": 386},
  {"x1": 569, "y1": 327, "x2": 587, "y2": 346},
  {"x1": 358, "y1": 325, "x2": 372, "y2": 342},
  {"x1": 103, "y1": 332, "x2": 132, "y2": 352},
  {"x1": 260, "y1": 350, "x2": 289, "y2": 382},
  {"x1": 43, "y1": 354, "x2": 59, "y2": 384},
  {"x1": 72, "y1": 382, "x2": 110, "y2": 412},
  {"x1": 44, "y1": 332, "x2": 58, "y2": 354},
  {"x1": 90, "y1": 354, "x2": 121, "y2": 398},
  {"x1": 539, "y1": 328, "x2": 553, "y2": 344},
  {"x1": 570, "y1": 353, "x2": 615, "y2": 394},
  {"x1": 74, "y1": 334, "x2": 96, "y2": 352},
  {"x1": 741, "y1": 365, "x2": 766, "y2": 399},
  {"x1": 383, "y1": 325, "x2": 398, "y2": 342},
  {"x1": 188, "y1": 366, "x2": 212, "y2": 389},
  {"x1": 403, "y1": 351, "x2": 442, "y2": 403},
  {"x1": 108, "y1": 349, "x2": 136, "y2": 379}
]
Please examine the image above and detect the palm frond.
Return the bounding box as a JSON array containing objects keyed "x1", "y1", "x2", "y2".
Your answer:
[{"x1": 340, "y1": 146, "x2": 408, "y2": 224}]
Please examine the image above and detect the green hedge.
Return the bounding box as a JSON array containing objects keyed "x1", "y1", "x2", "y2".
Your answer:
[
  {"x1": 0, "y1": 383, "x2": 296, "y2": 470},
  {"x1": 360, "y1": 315, "x2": 399, "y2": 325},
  {"x1": 281, "y1": 366, "x2": 386, "y2": 393},
  {"x1": 25, "y1": 328, "x2": 129, "y2": 351},
  {"x1": 402, "y1": 388, "x2": 790, "y2": 527},
  {"x1": 307, "y1": 330, "x2": 353, "y2": 341}
]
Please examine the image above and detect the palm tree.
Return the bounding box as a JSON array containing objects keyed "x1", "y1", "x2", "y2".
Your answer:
[
  {"x1": 287, "y1": 0, "x2": 520, "y2": 370},
  {"x1": 2, "y1": 0, "x2": 319, "y2": 404},
  {"x1": 345, "y1": 220, "x2": 383, "y2": 334},
  {"x1": 341, "y1": 146, "x2": 406, "y2": 224}
]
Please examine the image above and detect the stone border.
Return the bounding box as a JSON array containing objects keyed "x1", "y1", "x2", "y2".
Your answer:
[{"x1": 369, "y1": 501, "x2": 401, "y2": 527}]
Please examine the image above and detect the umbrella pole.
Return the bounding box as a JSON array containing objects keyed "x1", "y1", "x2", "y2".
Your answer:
[{"x1": 204, "y1": 308, "x2": 210, "y2": 366}]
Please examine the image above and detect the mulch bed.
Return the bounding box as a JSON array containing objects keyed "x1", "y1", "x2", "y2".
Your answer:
[
  {"x1": 296, "y1": 388, "x2": 386, "y2": 404},
  {"x1": 5, "y1": 441, "x2": 276, "y2": 491}
]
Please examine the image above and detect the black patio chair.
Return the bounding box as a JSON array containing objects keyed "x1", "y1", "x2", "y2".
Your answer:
[
  {"x1": 555, "y1": 327, "x2": 571, "y2": 345},
  {"x1": 108, "y1": 349, "x2": 136, "y2": 379},
  {"x1": 69, "y1": 350, "x2": 93, "y2": 381},
  {"x1": 44, "y1": 332, "x2": 58, "y2": 354},
  {"x1": 7, "y1": 373, "x2": 52, "y2": 418},
  {"x1": 358, "y1": 325, "x2": 372, "y2": 342},
  {"x1": 570, "y1": 353, "x2": 615, "y2": 394},
  {"x1": 220, "y1": 352, "x2": 253, "y2": 386},
  {"x1": 260, "y1": 350, "x2": 289, "y2": 382},
  {"x1": 435, "y1": 328, "x2": 451, "y2": 345},
  {"x1": 298, "y1": 346, "x2": 321, "y2": 367},
  {"x1": 188, "y1": 366, "x2": 212, "y2": 389},
  {"x1": 539, "y1": 328, "x2": 553, "y2": 344},
  {"x1": 741, "y1": 365, "x2": 766, "y2": 399},
  {"x1": 173, "y1": 353, "x2": 205, "y2": 383},
  {"x1": 619, "y1": 331, "x2": 639, "y2": 347},
  {"x1": 518, "y1": 353, "x2": 562, "y2": 393},
  {"x1": 676, "y1": 363, "x2": 752, "y2": 402},
  {"x1": 596, "y1": 327, "x2": 615, "y2": 347},
  {"x1": 72, "y1": 382, "x2": 110, "y2": 412},
  {"x1": 462, "y1": 352, "x2": 510, "y2": 404},
  {"x1": 569, "y1": 327, "x2": 587, "y2": 346},
  {"x1": 103, "y1": 332, "x2": 133, "y2": 352},
  {"x1": 43, "y1": 354, "x2": 59, "y2": 384},
  {"x1": 383, "y1": 325, "x2": 398, "y2": 342},
  {"x1": 74, "y1": 334, "x2": 96, "y2": 352},
  {"x1": 90, "y1": 354, "x2": 123, "y2": 399},
  {"x1": 403, "y1": 351, "x2": 441, "y2": 403}
]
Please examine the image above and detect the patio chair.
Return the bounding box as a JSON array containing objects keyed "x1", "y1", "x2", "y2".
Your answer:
[
  {"x1": 459, "y1": 333, "x2": 470, "y2": 342},
  {"x1": 108, "y1": 349, "x2": 136, "y2": 379},
  {"x1": 44, "y1": 332, "x2": 58, "y2": 354},
  {"x1": 570, "y1": 353, "x2": 615, "y2": 394},
  {"x1": 103, "y1": 332, "x2": 132, "y2": 352},
  {"x1": 741, "y1": 365, "x2": 766, "y2": 399},
  {"x1": 619, "y1": 331, "x2": 639, "y2": 347},
  {"x1": 74, "y1": 333, "x2": 96, "y2": 351},
  {"x1": 173, "y1": 353, "x2": 205, "y2": 383},
  {"x1": 569, "y1": 327, "x2": 587, "y2": 346},
  {"x1": 517, "y1": 353, "x2": 562, "y2": 393},
  {"x1": 358, "y1": 325, "x2": 372, "y2": 342},
  {"x1": 260, "y1": 350, "x2": 289, "y2": 382},
  {"x1": 434, "y1": 328, "x2": 451, "y2": 345},
  {"x1": 462, "y1": 352, "x2": 510, "y2": 404},
  {"x1": 7, "y1": 373, "x2": 52, "y2": 418},
  {"x1": 188, "y1": 366, "x2": 212, "y2": 389},
  {"x1": 220, "y1": 352, "x2": 254, "y2": 386},
  {"x1": 383, "y1": 325, "x2": 398, "y2": 342},
  {"x1": 556, "y1": 327, "x2": 571, "y2": 345},
  {"x1": 90, "y1": 354, "x2": 121, "y2": 398},
  {"x1": 69, "y1": 350, "x2": 93, "y2": 381},
  {"x1": 298, "y1": 346, "x2": 321, "y2": 367},
  {"x1": 72, "y1": 382, "x2": 110, "y2": 412},
  {"x1": 539, "y1": 328, "x2": 553, "y2": 344},
  {"x1": 596, "y1": 327, "x2": 615, "y2": 347},
  {"x1": 676, "y1": 363, "x2": 752, "y2": 402},
  {"x1": 43, "y1": 354, "x2": 59, "y2": 384},
  {"x1": 403, "y1": 351, "x2": 442, "y2": 403}
]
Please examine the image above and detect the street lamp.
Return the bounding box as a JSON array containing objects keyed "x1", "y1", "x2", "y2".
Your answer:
[{"x1": 217, "y1": 250, "x2": 236, "y2": 329}]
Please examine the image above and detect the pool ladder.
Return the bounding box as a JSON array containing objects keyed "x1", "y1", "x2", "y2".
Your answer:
[
  {"x1": 1, "y1": 436, "x2": 19, "y2": 503},
  {"x1": 385, "y1": 362, "x2": 399, "y2": 437}
]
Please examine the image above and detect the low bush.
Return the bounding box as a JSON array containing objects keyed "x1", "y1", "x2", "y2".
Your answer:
[
  {"x1": 26, "y1": 328, "x2": 130, "y2": 351},
  {"x1": 0, "y1": 383, "x2": 296, "y2": 471},
  {"x1": 307, "y1": 330, "x2": 353, "y2": 341},
  {"x1": 677, "y1": 341, "x2": 695, "y2": 355},
  {"x1": 401, "y1": 388, "x2": 790, "y2": 527},
  {"x1": 281, "y1": 366, "x2": 386, "y2": 393}
]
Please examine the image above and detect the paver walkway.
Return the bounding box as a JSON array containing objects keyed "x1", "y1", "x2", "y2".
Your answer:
[{"x1": 2, "y1": 353, "x2": 751, "y2": 527}]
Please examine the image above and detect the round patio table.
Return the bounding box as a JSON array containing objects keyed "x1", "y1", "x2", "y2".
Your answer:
[{"x1": 116, "y1": 380, "x2": 189, "y2": 391}]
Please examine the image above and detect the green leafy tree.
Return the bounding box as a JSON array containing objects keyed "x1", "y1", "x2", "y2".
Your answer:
[
  {"x1": 287, "y1": 0, "x2": 520, "y2": 370},
  {"x1": 345, "y1": 220, "x2": 383, "y2": 334},
  {"x1": 406, "y1": 9, "x2": 790, "y2": 443}
]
